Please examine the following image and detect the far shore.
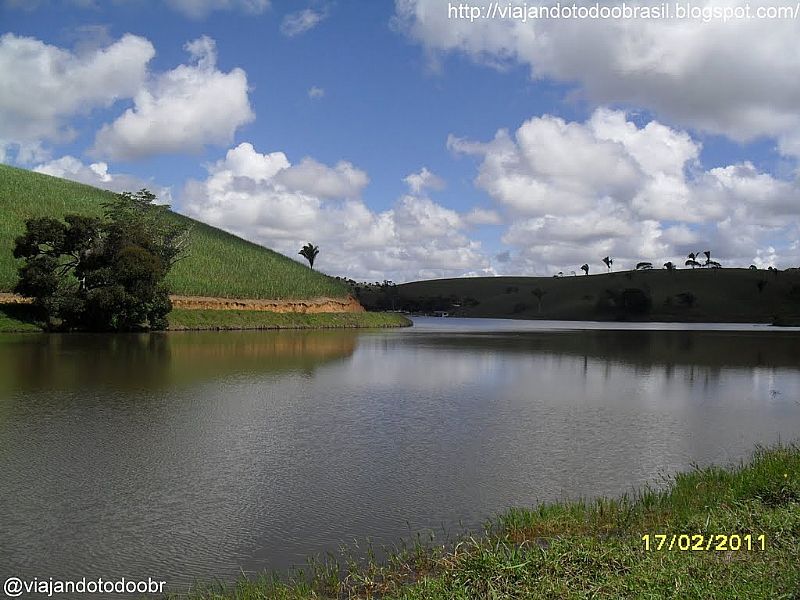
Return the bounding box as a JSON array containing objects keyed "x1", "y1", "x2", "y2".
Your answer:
[{"x1": 356, "y1": 268, "x2": 800, "y2": 326}]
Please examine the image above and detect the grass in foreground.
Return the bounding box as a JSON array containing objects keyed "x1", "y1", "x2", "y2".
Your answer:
[
  {"x1": 172, "y1": 445, "x2": 800, "y2": 599},
  {"x1": 0, "y1": 164, "x2": 348, "y2": 299},
  {"x1": 168, "y1": 309, "x2": 412, "y2": 330}
]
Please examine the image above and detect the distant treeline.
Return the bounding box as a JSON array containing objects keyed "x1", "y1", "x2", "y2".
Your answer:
[{"x1": 347, "y1": 269, "x2": 800, "y2": 324}]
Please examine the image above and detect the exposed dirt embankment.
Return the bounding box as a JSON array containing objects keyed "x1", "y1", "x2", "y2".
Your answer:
[
  {"x1": 0, "y1": 293, "x2": 29, "y2": 304},
  {"x1": 158, "y1": 295, "x2": 365, "y2": 313},
  {"x1": 1, "y1": 292, "x2": 365, "y2": 314}
]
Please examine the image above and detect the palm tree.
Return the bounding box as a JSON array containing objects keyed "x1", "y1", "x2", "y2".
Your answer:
[
  {"x1": 686, "y1": 253, "x2": 701, "y2": 269},
  {"x1": 299, "y1": 242, "x2": 319, "y2": 269},
  {"x1": 602, "y1": 256, "x2": 613, "y2": 272},
  {"x1": 703, "y1": 250, "x2": 712, "y2": 267},
  {"x1": 581, "y1": 263, "x2": 589, "y2": 275}
]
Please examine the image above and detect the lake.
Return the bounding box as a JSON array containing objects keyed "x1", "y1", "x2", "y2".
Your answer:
[{"x1": 1, "y1": 318, "x2": 799, "y2": 595}]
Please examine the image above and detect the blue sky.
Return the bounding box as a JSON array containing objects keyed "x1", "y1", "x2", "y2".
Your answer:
[{"x1": 2, "y1": 1, "x2": 799, "y2": 281}]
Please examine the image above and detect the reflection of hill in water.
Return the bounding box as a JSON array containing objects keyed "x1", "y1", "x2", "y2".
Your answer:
[
  {"x1": 409, "y1": 330, "x2": 800, "y2": 369},
  {"x1": 0, "y1": 330, "x2": 358, "y2": 392}
]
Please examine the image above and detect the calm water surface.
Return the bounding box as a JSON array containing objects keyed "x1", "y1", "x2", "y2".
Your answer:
[{"x1": 1, "y1": 318, "x2": 799, "y2": 594}]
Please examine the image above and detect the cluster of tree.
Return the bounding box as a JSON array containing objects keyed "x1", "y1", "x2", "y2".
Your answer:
[
  {"x1": 561, "y1": 251, "x2": 724, "y2": 277},
  {"x1": 685, "y1": 251, "x2": 721, "y2": 269},
  {"x1": 595, "y1": 287, "x2": 653, "y2": 318},
  {"x1": 343, "y1": 279, "x2": 402, "y2": 310},
  {"x1": 341, "y1": 278, "x2": 396, "y2": 298},
  {"x1": 340, "y1": 278, "x2": 485, "y2": 313},
  {"x1": 14, "y1": 190, "x2": 189, "y2": 331}
]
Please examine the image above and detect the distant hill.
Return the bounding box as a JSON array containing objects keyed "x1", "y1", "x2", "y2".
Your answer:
[
  {"x1": 0, "y1": 165, "x2": 348, "y2": 300},
  {"x1": 358, "y1": 269, "x2": 800, "y2": 323}
]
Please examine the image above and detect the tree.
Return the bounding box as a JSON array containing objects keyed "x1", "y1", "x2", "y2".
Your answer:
[
  {"x1": 13, "y1": 216, "x2": 101, "y2": 322},
  {"x1": 581, "y1": 263, "x2": 589, "y2": 275},
  {"x1": 703, "y1": 250, "x2": 712, "y2": 267},
  {"x1": 602, "y1": 256, "x2": 613, "y2": 272},
  {"x1": 531, "y1": 288, "x2": 546, "y2": 314},
  {"x1": 685, "y1": 256, "x2": 701, "y2": 269},
  {"x1": 104, "y1": 190, "x2": 190, "y2": 270},
  {"x1": 676, "y1": 291, "x2": 697, "y2": 308},
  {"x1": 663, "y1": 261, "x2": 676, "y2": 271},
  {"x1": 620, "y1": 288, "x2": 651, "y2": 314},
  {"x1": 299, "y1": 242, "x2": 319, "y2": 269},
  {"x1": 635, "y1": 262, "x2": 653, "y2": 270},
  {"x1": 13, "y1": 190, "x2": 188, "y2": 331},
  {"x1": 596, "y1": 287, "x2": 652, "y2": 317}
]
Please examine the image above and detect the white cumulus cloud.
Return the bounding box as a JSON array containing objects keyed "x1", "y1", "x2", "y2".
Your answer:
[
  {"x1": 275, "y1": 157, "x2": 369, "y2": 199},
  {"x1": 452, "y1": 108, "x2": 800, "y2": 274},
  {"x1": 395, "y1": 0, "x2": 800, "y2": 157},
  {"x1": 182, "y1": 143, "x2": 491, "y2": 281},
  {"x1": 465, "y1": 207, "x2": 502, "y2": 225},
  {"x1": 404, "y1": 166, "x2": 445, "y2": 194},
  {"x1": 0, "y1": 33, "x2": 154, "y2": 155},
  {"x1": 92, "y1": 36, "x2": 254, "y2": 161}
]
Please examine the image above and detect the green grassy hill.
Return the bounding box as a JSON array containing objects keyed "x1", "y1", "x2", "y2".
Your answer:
[
  {"x1": 361, "y1": 268, "x2": 800, "y2": 323},
  {"x1": 0, "y1": 164, "x2": 348, "y2": 299}
]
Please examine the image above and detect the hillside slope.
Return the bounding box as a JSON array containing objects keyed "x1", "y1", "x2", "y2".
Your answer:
[
  {"x1": 0, "y1": 165, "x2": 347, "y2": 299},
  {"x1": 361, "y1": 269, "x2": 800, "y2": 323}
]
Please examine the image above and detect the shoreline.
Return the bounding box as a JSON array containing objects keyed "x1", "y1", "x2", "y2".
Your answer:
[
  {"x1": 171, "y1": 444, "x2": 799, "y2": 599},
  {"x1": 168, "y1": 309, "x2": 411, "y2": 331},
  {"x1": 407, "y1": 313, "x2": 800, "y2": 328},
  {"x1": 8, "y1": 303, "x2": 800, "y2": 333},
  {"x1": 0, "y1": 302, "x2": 411, "y2": 333}
]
